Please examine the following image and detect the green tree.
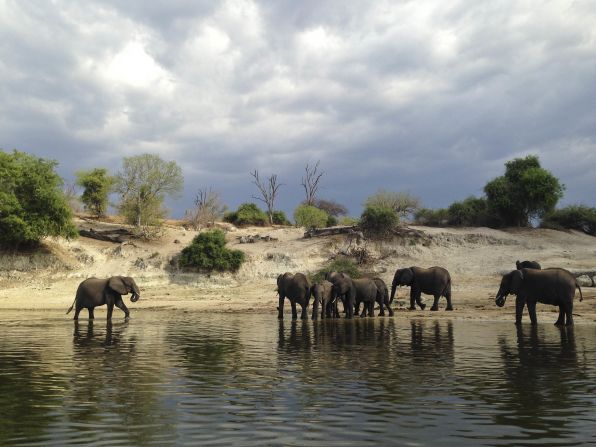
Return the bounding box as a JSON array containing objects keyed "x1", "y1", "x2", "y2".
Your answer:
[
  {"x1": 293, "y1": 204, "x2": 328, "y2": 229},
  {"x1": 364, "y1": 190, "x2": 421, "y2": 218},
  {"x1": 179, "y1": 229, "x2": 245, "y2": 272},
  {"x1": 0, "y1": 150, "x2": 77, "y2": 248},
  {"x1": 447, "y1": 196, "x2": 489, "y2": 226},
  {"x1": 115, "y1": 154, "x2": 183, "y2": 227},
  {"x1": 360, "y1": 205, "x2": 398, "y2": 237},
  {"x1": 484, "y1": 155, "x2": 564, "y2": 226},
  {"x1": 541, "y1": 205, "x2": 596, "y2": 235},
  {"x1": 223, "y1": 203, "x2": 268, "y2": 226},
  {"x1": 75, "y1": 168, "x2": 114, "y2": 217}
]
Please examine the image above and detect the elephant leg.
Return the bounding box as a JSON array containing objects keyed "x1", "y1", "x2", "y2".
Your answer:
[
  {"x1": 430, "y1": 295, "x2": 440, "y2": 311},
  {"x1": 73, "y1": 304, "x2": 82, "y2": 320},
  {"x1": 115, "y1": 298, "x2": 130, "y2": 319},
  {"x1": 409, "y1": 290, "x2": 416, "y2": 310},
  {"x1": 88, "y1": 307, "x2": 95, "y2": 319},
  {"x1": 515, "y1": 297, "x2": 525, "y2": 325},
  {"x1": 555, "y1": 305, "x2": 565, "y2": 326},
  {"x1": 368, "y1": 300, "x2": 375, "y2": 317},
  {"x1": 358, "y1": 299, "x2": 366, "y2": 318},
  {"x1": 278, "y1": 294, "x2": 285, "y2": 319},
  {"x1": 385, "y1": 296, "x2": 394, "y2": 316},
  {"x1": 445, "y1": 291, "x2": 454, "y2": 311},
  {"x1": 564, "y1": 302, "x2": 574, "y2": 326},
  {"x1": 527, "y1": 301, "x2": 537, "y2": 325},
  {"x1": 291, "y1": 300, "x2": 298, "y2": 320},
  {"x1": 106, "y1": 303, "x2": 114, "y2": 320},
  {"x1": 300, "y1": 303, "x2": 308, "y2": 320},
  {"x1": 354, "y1": 301, "x2": 361, "y2": 316},
  {"x1": 414, "y1": 290, "x2": 426, "y2": 310}
]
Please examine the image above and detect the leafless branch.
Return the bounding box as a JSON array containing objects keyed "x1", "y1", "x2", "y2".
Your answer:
[
  {"x1": 301, "y1": 161, "x2": 324, "y2": 206},
  {"x1": 251, "y1": 170, "x2": 282, "y2": 225}
]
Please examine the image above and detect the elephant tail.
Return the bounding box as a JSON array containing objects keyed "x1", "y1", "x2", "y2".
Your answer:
[
  {"x1": 576, "y1": 281, "x2": 583, "y2": 302},
  {"x1": 66, "y1": 297, "x2": 76, "y2": 314}
]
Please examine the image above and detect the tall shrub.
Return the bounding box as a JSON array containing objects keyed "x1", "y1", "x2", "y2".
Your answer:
[{"x1": 179, "y1": 229, "x2": 245, "y2": 272}]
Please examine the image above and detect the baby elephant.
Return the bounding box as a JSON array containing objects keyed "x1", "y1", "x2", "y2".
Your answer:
[
  {"x1": 66, "y1": 276, "x2": 141, "y2": 320},
  {"x1": 516, "y1": 260, "x2": 541, "y2": 270}
]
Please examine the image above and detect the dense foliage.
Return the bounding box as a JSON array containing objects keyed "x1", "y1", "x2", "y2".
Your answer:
[
  {"x1": 271, "y1": 210, "x2": 291, "y2": 225},
  {"x1": 179, "y1": 229, "x2": 245, "y2": 272},
  {"x1": 484, "y1": 155, "x2": 564, "y2": 227},
  {"x1": 359, "y1": 205, "x2": 398, "y2": 237},
  {"x1": 293, "y1": 204, "x2": 329, "y2": 229},
  {"x1": 364, "y1": 190, "x2": 421, "y2": 218},
  {"x1": 0, "y1": 150, "x2": 78, "y2": 248},
  {"x1": 75, "y1": 168, "x2": 114, "y2": 217},
  {"x1": 541, "y1": 205, "x2": 596, "y2": 235},
  {"x1": 115, "y1": 154, "x2": 183, "y2": 227},
  {"x1": 311, "y1": 258, "x2": 361, "y2": 283},
  {"x1": 224, "y1": 203, "x2": 269, "y2": 226}
]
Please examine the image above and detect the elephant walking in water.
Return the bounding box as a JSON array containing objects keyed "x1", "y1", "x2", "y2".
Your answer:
[
  {"x1": 67, "y1": 276, "x2": 140, "y2": 320},
  {"x1": 277, "y1": 272, "x2": 311, "y2": 320},
  {"x1": 390, "y1": 266, "x2": 453, "y2": 311},
  {"x1": 495, "y1": 268, "x2": 583, "y2": 325}
]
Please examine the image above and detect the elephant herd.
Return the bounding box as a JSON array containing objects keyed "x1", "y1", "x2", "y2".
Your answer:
[
  {"x1": 278, "y1": 260, "x2": 584, "y2": 326},
  {"x1": 65, "y1": 260, "x2": 584, "y2": 327}
]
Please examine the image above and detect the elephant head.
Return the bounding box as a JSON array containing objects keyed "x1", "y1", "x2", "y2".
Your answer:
[
  {"x1": 495, "y1": 270, "x2": 524, "y2": 307},
  {"x1": 108, "y1": 276, "x2": 141, "y2": 302}
]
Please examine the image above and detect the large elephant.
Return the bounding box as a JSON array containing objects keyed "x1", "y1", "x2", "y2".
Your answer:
[
  {"x1": 277, "y1": 272, "x2": 311, "y2": 320},
  {"x1": 311, "y1": 280, "x2": 336, "y2": 319},
  {"x1": 516, "y1": 260, "x2": 541, "y2": 270},
  {"x1": 66, "y1": 276, "x2": 140, "y2": 320},
  {"x1": 325, "y1": 271, "x2": 356, "y2": 318},
  {"x1": 373, "y1": 277, "x2": 394, "y2": 317},
  {"x1": 390, "y1": 266, "x2": 453, "y2": 311},
  {"x1": 495, "y1": 268, "x2": 583, "y2": 325},
  {"x1": 352, "y1": 278, "x2": 384, "y2": 318}
]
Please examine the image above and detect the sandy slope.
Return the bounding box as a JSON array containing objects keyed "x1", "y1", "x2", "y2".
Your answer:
[{"x1": 1, "y1": 219, "x2": 595, "y2": 324}]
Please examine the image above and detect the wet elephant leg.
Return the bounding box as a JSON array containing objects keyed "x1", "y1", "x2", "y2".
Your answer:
[
  {"x1": 415, "y1": 290, "x2": 426, "y2": 310},
  {"x1": 278, "y1": 294, "x2": 285, "y2": 319},
  {"x1": 445, "y1": 291, "x2": 454, "y2": 311},
  {"x1": 527, "y1": 301, "x2": 538, "y2": 325},
  {"x1": 515, "y1": 297, "x2": 525, "y2": 325},
  {"x1": 290, "y1": 300, "x2": 298, "y2": 320},
  {"x1": 555, "y1": 305, "x2": 565, "y2": 326},
  {"x1": 564, "y1": 302, "x2": 574, "y2": 326},
  {"x1": 430, "y1": 295, "x2": 440, "y2": 311},
  {"x1": 74, "y1": 304, "x2": 83, "y2": 320},
  {"x1": 106, "y1": 303, "x2": 114, "y2": 320},
  {"x1": 88, "y1": 307, "x2": 95, "y2": 319},
  {"x1": 115, "y1": 298, "x2": 130, "y2": 319},
  {"x1": 368, "y1": 300, "x2": 375, "y2": 317},
  {"x1": 409, "y1": 290, "x2": 416, "y2": 310}
]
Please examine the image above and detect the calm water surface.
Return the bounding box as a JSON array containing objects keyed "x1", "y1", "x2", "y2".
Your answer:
[{"x1": 0, "y1": 311, "x2": 595, "y2": 446}]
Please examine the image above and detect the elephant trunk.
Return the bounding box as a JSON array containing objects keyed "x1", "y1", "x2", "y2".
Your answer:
[
  {"x1": 495, "y1": 289, "x2": 507, "y2": 307},
  {"x1": 131, "y1": 292, "x2": 140, "y2": 302}
]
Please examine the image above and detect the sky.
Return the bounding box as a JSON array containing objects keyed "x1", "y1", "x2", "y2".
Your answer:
[{"x1": 1, "y1": 0, "x2": 595, "y2": 218}]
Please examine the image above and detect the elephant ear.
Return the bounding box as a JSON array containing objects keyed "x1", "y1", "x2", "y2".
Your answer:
[
  {"x1": 402, "y1": 268, "x2": 414, "y2": 285},
  {"x1": 108, "y1": 276, "x2": 128, "y2": 295}
]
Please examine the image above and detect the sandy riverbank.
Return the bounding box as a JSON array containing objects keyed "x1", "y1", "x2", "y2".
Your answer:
[{"x1": 1, "y1": 219, "x2": 595, "y2": 324}]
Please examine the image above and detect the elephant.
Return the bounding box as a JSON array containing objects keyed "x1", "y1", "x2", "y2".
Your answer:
[
  {"x1": 277, "y1": 272, "x2": 311, "y2": 320},
  {"x1": 495, "y1": 268, "x2": 583, "y2": 325},
  {"x1": 372, "y1": 277, "x2": 394, "y2": 317},
  {"x1": 310, "y1": 280, "x2": 336, "y2": 319},
  {"x1": 351, "y1": 278, "x2": 382, "y2": 318},
  {"x1": 516, "y1": 260, "x2": 541, "y2": 270},
  {"x1": 66, "y1": 276, "x2": 140, "y2": 320},
  {"x1": 390, "y1": 266, "x2": 453, "y2": 311},
  {"x1": 325, "y1": 271, "x2": 356, "y2": 318}
]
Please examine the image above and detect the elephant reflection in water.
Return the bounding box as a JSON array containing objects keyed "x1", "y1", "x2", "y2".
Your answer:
[
  {"x1": 69, "y1": 321, "x2": 175, "y2": 444},
  {"x1": 409, "y1": 320, "x2": 455, "y2": 363},
  {"x1": 488, "y1": 326, "x2": 588, "y2": 437}
]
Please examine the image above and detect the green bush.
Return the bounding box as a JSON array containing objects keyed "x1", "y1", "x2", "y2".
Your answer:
[
  {"x1": 360, "y1": 206, "x2": 398, "y2": 237},
  {"x1": 75, "y1": 168, "x2": 114, "y2": 217},
  {"x1": 447, "y1": 196, "x2": 490, "y2": 226},
  {"x1": 311, "y1": 258, "x2": 362, "y2": 283},
  {"x1": 224, "y1": 203, "x2": 268, "y2": 226},
  {"x1": 326, "y1": 215, "x2": 338, "y2": 227},
  {"x1": 294, "y1": 204, "x2": 329, "y2": 229},
  {"x1": 339, "y1": 216, "x2": 360, "y2": 226},
  {"x1": 0, "y1": 150, "x2": 78, "y2": 248},
  {"x1": 541, "y1": 205, "x2": 596, "y2": 235},
  {"x1": 179, "y1": 229, "x2": 245, "y2": 272},
  {"x1": 414, "y1": 208, "x2": 449, "y2": 226},
  {"x1": 271, "y1": 210, "x2": 290, "y2": 225}
]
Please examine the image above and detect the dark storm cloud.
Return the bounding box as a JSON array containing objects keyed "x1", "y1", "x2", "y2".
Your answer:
[{"x1": 1, "y1": 0, "x2": 595, "y2": 217}]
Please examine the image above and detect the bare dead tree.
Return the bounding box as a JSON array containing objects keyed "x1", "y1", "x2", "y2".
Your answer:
[
  {"x1": 184, "y1": 187, "x2": 226, "y2": 229},
  {"x1": 251, "y1": 170, "x2": 282, "y2": 225},
  {"x1": 301, "y1": 161, "x2": 324, "y2": 206}
]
